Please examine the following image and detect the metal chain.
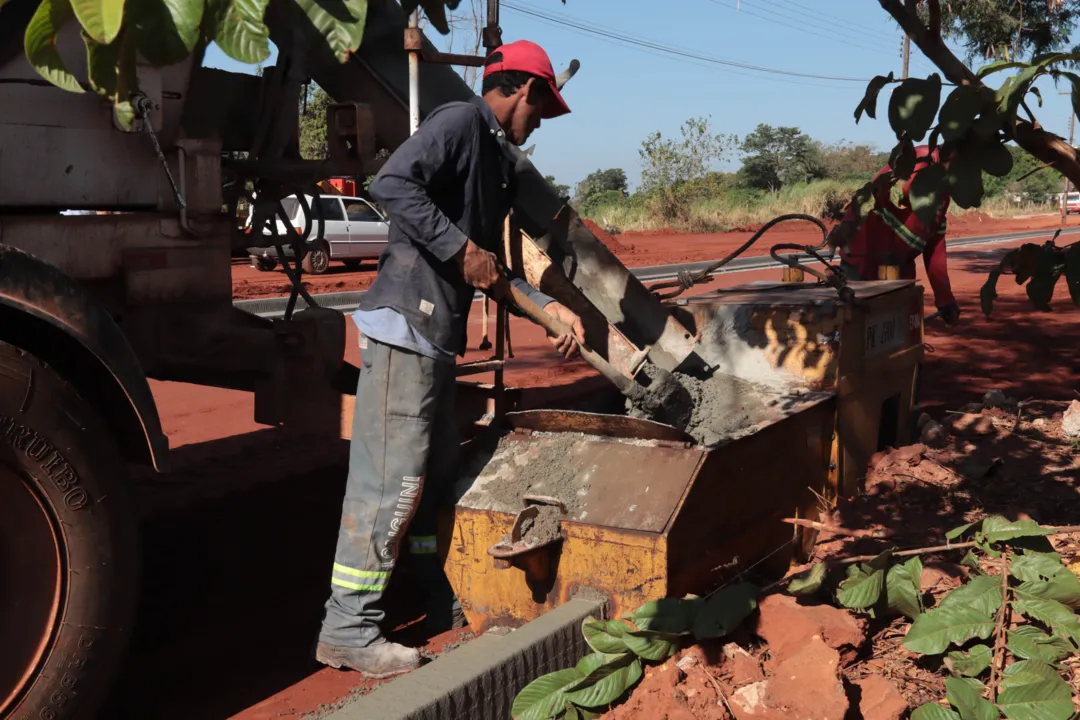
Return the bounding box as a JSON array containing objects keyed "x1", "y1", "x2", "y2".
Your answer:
[{"x1": 133, "y1": 95, "x2": 186, "y2": 210}]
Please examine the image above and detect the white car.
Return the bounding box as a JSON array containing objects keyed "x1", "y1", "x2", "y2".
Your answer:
[
  {"x1": 247, "y1": 193, "x2": 390, "y2": 274},
  {"x1": 1062, "y1": 191, "x2": 1080, "y2": 215}
]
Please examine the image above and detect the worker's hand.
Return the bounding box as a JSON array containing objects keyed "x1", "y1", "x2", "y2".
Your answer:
[
  {"x1": 457, "y1": 239, "x2": 503, "y2": 291},
  {"x1": 543, "y1": 302, "x2": 585, "y2": 360},
  {"x1": 937, "y1": 302, "x2": 960, "y2": 327},
  {"x1": 827, "y1": 220, "x2": 856, "y2": 249}
]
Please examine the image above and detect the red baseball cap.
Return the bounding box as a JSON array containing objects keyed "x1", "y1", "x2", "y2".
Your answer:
[{"x1": 483, "y1": 40, "x2": 571, "y2": 119}]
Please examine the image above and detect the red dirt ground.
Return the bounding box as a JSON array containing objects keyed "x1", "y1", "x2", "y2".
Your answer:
[
  {"x1": 230, "y1": 213, "x2": 1069, "y2": 300},
  {"x1": 102, "y1": 215, "x2": 1080, "y2": 719}
]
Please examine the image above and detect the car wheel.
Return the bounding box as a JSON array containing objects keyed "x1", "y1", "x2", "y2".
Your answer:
[
  {"x1": 302, "y1": 242, "x2": 331, "y2": 275},
  {"x1": 0, "y1": 341, "x2": 139, "y2": 720}
]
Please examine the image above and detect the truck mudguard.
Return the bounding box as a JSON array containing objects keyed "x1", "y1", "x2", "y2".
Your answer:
[{"x1": 0, "y1": 245, "x2": 169, "y2": 471}]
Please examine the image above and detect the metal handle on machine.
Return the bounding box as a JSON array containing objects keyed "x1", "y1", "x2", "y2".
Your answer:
[{"x1": 496, "y1": 279, "x2": 645, "y2": 400}]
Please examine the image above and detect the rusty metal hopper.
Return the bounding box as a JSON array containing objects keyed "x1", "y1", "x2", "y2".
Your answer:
[{"x1": 442, "y1": 389, "x2": 834, "y2": 633}]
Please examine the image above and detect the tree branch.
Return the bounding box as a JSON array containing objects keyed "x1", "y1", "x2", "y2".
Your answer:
[{"x1": 876, "y1": 0, "x2": 1080, "y2": 195}]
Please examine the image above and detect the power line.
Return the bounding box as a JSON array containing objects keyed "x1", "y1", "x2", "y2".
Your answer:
[
  {"x1": 704, "y1": 0, "x2": 916, "y2": 60},
  {"x1": 503, "y1": 1, "x2": 871, "y2": 84},
  {"x1": 765, "y1": 0, "x2": 906, "y2": 43},
  {"x1": 734, "y1": 0, "x2": 902, "y2": 52}
]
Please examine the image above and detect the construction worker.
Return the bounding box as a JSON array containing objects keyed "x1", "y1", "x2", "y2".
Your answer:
[
  {"x1": 828, "y1": 145, "x2": 960, "y2": 326},
  {"x1": 316, "y1": 40, "x2": 584, "y2": 678}
]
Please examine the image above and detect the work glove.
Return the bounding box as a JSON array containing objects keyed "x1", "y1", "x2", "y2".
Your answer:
[
  {"x1": 826, "y1": 220, "x2": 856, "y2": 250},
  {"x1": 937, "y1": 302, "x2": 960, "y2": 327}
]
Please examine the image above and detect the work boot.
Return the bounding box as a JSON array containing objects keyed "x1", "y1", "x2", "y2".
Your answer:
[
  {"x1": 315, "y1": 638, "x2": 421, "y2": 679},
  {"x1": 423, "y1": 599, "x2": 468, "y2": 635}
]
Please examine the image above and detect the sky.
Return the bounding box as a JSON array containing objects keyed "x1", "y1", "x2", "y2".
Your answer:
[{"x1": 202, "y1": 0, "x2": 1080, "y2": 192}]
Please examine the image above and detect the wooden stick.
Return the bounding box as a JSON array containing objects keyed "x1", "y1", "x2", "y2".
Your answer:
[
  {"x1": 782, "y1": 518, "x2": 893, "y2": 538},
  {"x1": 988, "y1": 552, "x2": 1011, "y2": 702}
]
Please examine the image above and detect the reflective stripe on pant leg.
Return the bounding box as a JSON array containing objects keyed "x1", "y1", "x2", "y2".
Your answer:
[{"x1": 319, "y1": 341, "x2": 444, "y2": 647}]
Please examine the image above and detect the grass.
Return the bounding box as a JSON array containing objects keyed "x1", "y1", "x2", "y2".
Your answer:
[{"x1": 582, "y1": 180, "x2": 1057, "y2": 234}]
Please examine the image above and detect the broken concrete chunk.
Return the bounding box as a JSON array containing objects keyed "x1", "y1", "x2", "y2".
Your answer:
[
  {"x1": 960, "y1": 402, "x2": 984, "y2": 414},
  {"x1": 982, "y1": 389, "x2": 1009, "y2": 408},
  {"x1": 854, "y1": 676, "x2": 908, "y2": 720},
  {"x1": 754, "y1": 594, "x2": 867, "y2": 667},
  {"x1": 1063, "y1": 400, "x2": 1080, "y2": 439}
]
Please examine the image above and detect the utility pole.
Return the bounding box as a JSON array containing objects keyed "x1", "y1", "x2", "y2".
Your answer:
[
  {"x1": 902, "y1": 34, "x2": 910, "y2": 79},
  {"x1": 1059, "y1": 91, "x2": 1075, "y2": 222}
]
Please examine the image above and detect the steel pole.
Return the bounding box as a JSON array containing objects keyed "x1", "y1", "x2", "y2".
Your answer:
[{"x1": 408, "y1": 9, "x2": 420, "y2": 136}]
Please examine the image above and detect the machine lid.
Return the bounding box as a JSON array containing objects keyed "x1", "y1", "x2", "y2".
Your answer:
[
  {"x1": 685, "y1": 280, "x2": 916, "y2": 306},
  {"x1": 456, "y1": 431, "x2": 705, "y2": 534}
]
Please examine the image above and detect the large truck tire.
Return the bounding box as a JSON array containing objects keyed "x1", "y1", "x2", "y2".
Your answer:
[{"x1": 0, "y1": 340, "x2": 139, "y2": 720}]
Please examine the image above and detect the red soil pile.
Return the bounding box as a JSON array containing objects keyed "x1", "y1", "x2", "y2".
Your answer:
[{"x1": 582, "y1": 218, "x2": 628, "y2": 255}]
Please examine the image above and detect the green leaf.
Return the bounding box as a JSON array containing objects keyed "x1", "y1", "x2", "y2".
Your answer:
[
  {"x1": 788, "y1": 562, "x2": 828, "y2": 595},
  {"x1": 622, "y1": 630, "x2": 681, "y2": 661},
  {"x1": 1025, "y1": 244, "x2": 1063, "y2": 311},
  {"x1": 564, "y1": 654, "x2": 642, "y2": 708},
  {"x1": 1063, "y1": 245, "x2": 1080, "y2": 307},
  {"x1": 837, "y1": 551, "x2": 891, "y2": 611},
  {"x1": 574, "y1": 709, "x2": 601, "y2": 720},
  {"x1": 581, "y1": 619, "x2": 630, "y2": 655},
  {"x1": 961, "y1": 550, "x2": 983, "y2": 574},
  {"x1": 24, "y1": 0, "x2": 84, "y2": 93},
  {"x1": 71, "y1": 0, "x2": 124, "y2": 43},
  {"x1": 948, "y1": 521, "x2": 980, "y2": 541},
  {"x1": 1057, "y1": 71, "x2": 1080, "y2": 123},
  {"x1": 127, "y1": 0, "x2": 205, "y2": 66},
  {"x1": 575, "y1": 652, "x2": 626, "y2": 677},
  {"x1": 627, "y1": 597, "x2": 701, "y2": 635},
  {"x1": 292, "y1": 0, "x2": 368, "y2": 63},
  {"x1": 944, "y1": 644, "x2": 993, "y2": 677},
  {"x1": 997, "y1": 662, "x2": 1073, "y2": 720},
  {"x1": 692, "y1": 583, "x2": 758, "y2": 641},
  {"x1": 1011, "y1": 553, "x2": 1080, "y2": 609},
  {"x1": 945, "y1": 676, "x2": 998, "y2": 720},
  {"x1": 947, "y1": 150, "x2": 985, "y2": 210},
  {"x1": 912, "y1": 704, "x2": 962, "y2": 720},
  {"x1": 1007, "y1": 626, "x2": 1075, "y2": 663},
  {"x1": 1010, "y1": 244, "x2": 1042, "y2": 285},
  {"x1": 83, "y1": 30, "x2": 122, "y2": 97},
  {"x1": 204, "y1": 0, "x2": 271, "y2": 64},
  {"x1": 889, "y1": 75, "x2": 944, "y2": 142},
  {"x1": 981, "y1": 141, "x2": 1015, "y2": 178},
  {"x1": 1001, "y1": 660, "x2": 1065, "y2": 689},
  {"x1": 891, "y1": 136, "x2": 917, "y2": 179},
  {"x1": 856, "y1": 72, "x2": 896, "y2": 123},
  {"x1": 940, "y1": 574, "x2": 1005, "y2": 617},
  {"x1": 996, "y1": 65, "x2": 1042, "y2": 127},
  {"x1": 512, "y1": 668, "x2": 583, "y2": 720},
  {"x1": 1012, "y1": 594, "x2": 1080, "y2": 643},
  {"x1": 976, "y1": 60, "x2": 1028, "y2": 79},
  {"x1": 972, "y1": 112, "x2": 1002, "y2": 140},
  {"x1": 939, "y1": 85, "x2": 983, "y2": 142},
  {"x1": 886, "y1": 556, "x2": 924, "y2": 620},
  {"x1": 904, "y1": 604, "x2": 997, "y2": 655},
  {"x1": 981, "y1": 516, "x2": 1054, "y2": 544},
  {"x1": 910, "y1": 162, "x2": 949, "y2": 228}
]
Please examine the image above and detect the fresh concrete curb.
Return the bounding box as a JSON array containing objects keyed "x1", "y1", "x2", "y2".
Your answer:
[{"x1": 325, "y1": 598, "x2": 605, "y2": 720}]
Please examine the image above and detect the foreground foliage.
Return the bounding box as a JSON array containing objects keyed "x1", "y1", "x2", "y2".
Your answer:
[
  {"x1": 791, "y1": 515, "x2": 1080, "y2": 720},
  {"x1": 510, "y1": 583, "x2": 759, "y2": 720},
  {"x1": 981, "y1": 232, "x2": 1080, "y2": 315}
]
